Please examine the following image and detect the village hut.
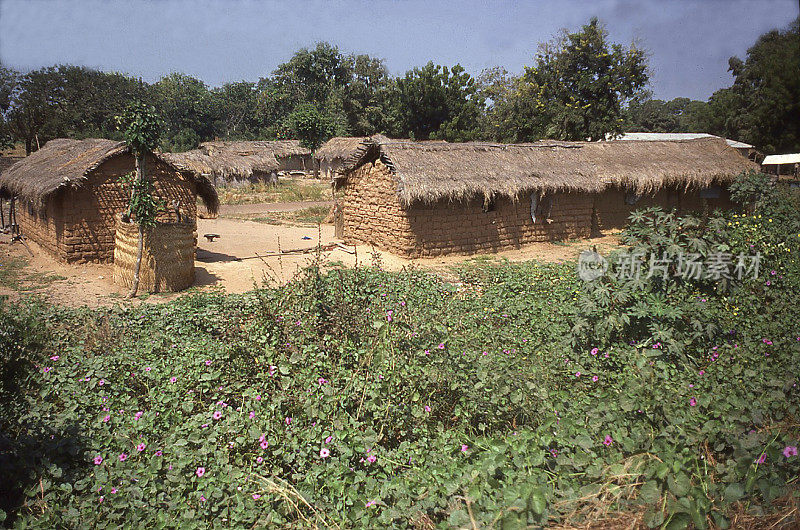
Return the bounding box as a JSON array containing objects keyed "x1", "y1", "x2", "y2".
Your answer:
[
  {"x1": 333, "y1": 135, "x2": 758, "y2": 257},
  {"x1": 315, "y1": 137, "x2": 368, "y2": 181},
  {"x1": 0, "y1": 138, "x2": 218, "y2": 263},
  {"x1": 761, "y1": 153, "x2": 800, "y2": 182},
  {"x1": 164, "y1": 141, "x2": 280, "y2": 187},
  {"x1": 264, "y1": 140, "x2": 314, "y2": 174}
]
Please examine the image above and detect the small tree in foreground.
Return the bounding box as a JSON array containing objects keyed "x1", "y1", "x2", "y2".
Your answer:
[{"x1": 116, "y1": 103, "x2": 163, "y2": 299}]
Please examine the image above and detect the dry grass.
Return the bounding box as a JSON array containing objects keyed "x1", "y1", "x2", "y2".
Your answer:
[
  {"x1": 217, "y1": 179, "x2": 329, "y2": 205},
  {"x1": 0, "y1": 255, "x2": 65, "y2": 291},
  {"x1": 224, "y1": 205, "x2": 332, "y2": 226}
]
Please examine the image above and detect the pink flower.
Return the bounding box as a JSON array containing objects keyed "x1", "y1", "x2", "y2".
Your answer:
[
  {"x1": 285, "y1": 417, "x2": 292, "y2": 425},
  {"x1": 575, "y1": 372, "x2": 581, "y2": 378},
  {"x1": 424, "y1": 405, "x2": 431, "y2": 412},
  {"x1": 783, "y1": 446, "x2": 798, "y2": 458},
  {"x1": 699, "y1": 370, "x2": 705, "y2": 376},
  {"x1": 93, "y1": 456, "x2": 103, "y2": 465},
  {"x1": 102, "y1": 415, "x2": 110, "y2": 423},
  {"x1": 689, "y1": 397, "x2": 697, "y2": 407},
  {"x1": 136, "y1": 443, "x2": 146, "y2": 452},
  {"x1": 134, "y1": 411, "x2": 143, "y2": 420},
  {"x1": 320, "y1": 448, "x2": 330, "y2": 458},
  {"x1": 252, "y1": 494, "x2": 261, "y2": 500},
  {"x1": 366, "y1": 500, "x2": 377, "y2": 507},
  {"x1": 256, "y1": 394, "x2": 262, "y2": 401},
  {"x1": 592, "y1": 376, "x2": 599, "y2": 382},
  {"x1": 170, "y1": 377, "x2": 177, "y2": 383},
  {"x1": 461, "y1": 444, "x2": 469, "y2": 452},
  {"x1": 590, "y1": 348, "x2": 599, "y2": 356},
  {"x1": 144, "y1": 367, "x2": 152, "y2": 372},
  {"x1": 204, "y1": 360, "x2": 212, "y2": 366},
  {"x1": 256, "y1": 456, "x2": 263, "y2": 463},
  {"x1": 249, "y1": 411, "x2": 255, "y2": 419},
  {"x1": 318, "y1": 377, "x2": 327, "y2": 385},
  {"x1": 260, "y1": 440, "x2": 268, "y2": 449},
  {"x1": 196, "y1": 467, "x2": 206, "y2": 477},
  {"x1": 200, "y1": 496, "x2": 206, "y2": 502},
  {"x1": 269, "y1": 366, "x2": 277, "y2": 376},
  {"x1": 154, "y1": 450, "x2": 162, "y2": 456},
  {"x1": 118, "y1": 453, "x2": 127, "y2": 462},
  {"x1": 438, "y1": 343, "x2": 445, "y2": 349},
  {"x1": 603, "y1": 435, "x2": 613, "y2": 446},
  {"x1": 110, "y1": 488, "x2": 117, "y2": 494},
  {"x1": 98, "y1": 379, "x2": 105, "y2": 386},
  {"x1": 213, "y1": 410, "x2": 223, "y2": 420},
  {"x1": 50, "y1": 355, "x2": 59, "y2": 361},
  {"x1": 366, "y1": 454, "x2": 376, "y2": 463},
  {"x1": 325, "y1": 436, "x2": 333, "y2": 444},
  {"x1": 756, "y1": 453, "x2": 767, "y2": 464}
]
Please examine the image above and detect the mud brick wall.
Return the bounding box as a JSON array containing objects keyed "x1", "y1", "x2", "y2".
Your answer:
[
  {"x1": 339, "y1": 160, "x2": 595, "y2": 258},
  {"x1": 18, "y1": 153, "x2": 198, "y2": 264},
  {"x1": 339, "y1": 160, "x2": 413, "y2": 254},
  {"x1": 16, "y1": 196, "x2": 68, "y2": 260},
  {"x1": 594, "y1": 186, "x2": 737, "y2": 231}
]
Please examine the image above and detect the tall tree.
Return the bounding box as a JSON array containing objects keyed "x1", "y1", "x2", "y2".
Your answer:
[
  {"x1": 152, "y1": 73, "x2": 213, "y2": 152},
  {"x1": 0, "y1": 64, "x2": 18, "y2": 149},
  {"x1": 710, "y1": 17, "x2": 799, "y2": 153},
  {"x1": 209, "y1": 81, "x2": 260, "y2": 139},
  {"x1": 340, "y1": 53, "x2": 393, "y2": 136},
  {"x1": 495, "y1": 18, "x2": 648, "y2": 142},
  {"x1": 390, "y1": 62, "x2": 485, "y2": 141}
]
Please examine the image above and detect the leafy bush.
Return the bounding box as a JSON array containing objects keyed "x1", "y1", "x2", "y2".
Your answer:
[{"x1": 1, "y1": 181, "x2": 799, "y2": 527}]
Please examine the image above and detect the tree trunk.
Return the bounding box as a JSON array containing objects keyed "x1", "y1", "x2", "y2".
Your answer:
[{"x1": 126, "y1": 153, "x2": 146, "y2": 299}]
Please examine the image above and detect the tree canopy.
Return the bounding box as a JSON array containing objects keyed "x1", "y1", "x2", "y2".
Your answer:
[{"x1": 0, "y1": 16, "x2": 797, "y2": 155}]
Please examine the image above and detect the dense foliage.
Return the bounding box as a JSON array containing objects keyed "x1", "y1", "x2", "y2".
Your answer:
[
  {"x1": 491, "y1": 17, "x2": 648, "y2": 142},
  {"x1": 2, "y1": 16, "x2": 796, "y2": 154},
  {"x1": 1, "y1": 176, "x2": 799, "y2": 527},
  {"x1": 625, "y1": 17, "x2": 799, "y2": 152}
]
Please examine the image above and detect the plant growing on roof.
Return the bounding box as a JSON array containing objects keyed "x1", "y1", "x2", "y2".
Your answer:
[{"x1": 116, "y1": 102, "x2": 163, "y2": 299}]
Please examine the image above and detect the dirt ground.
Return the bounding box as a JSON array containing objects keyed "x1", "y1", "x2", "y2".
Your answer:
[{"x1": 0, "y1": 207, "x2": 622, "y2": 308}]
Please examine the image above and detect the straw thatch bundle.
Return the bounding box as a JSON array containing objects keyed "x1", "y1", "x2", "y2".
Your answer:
[
  {"x1": 0, "y1": 138, "x2": 219, "y2": 214},
  {"x1": 113, "y1": 215, "x2": 196, "y2": 292},
  {"x1": 314, "y1": 137, "x2": 368, "y2": 161},
  {"x1": 338, "y1": 135, "x2": 759, "y2": 205}
]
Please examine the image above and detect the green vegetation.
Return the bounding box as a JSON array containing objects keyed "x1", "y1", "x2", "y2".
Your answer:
[
  {"x1": 1, "y1": 17, "x2": 797, "y2": 153},
  {"x1": 1, "y1": 174, "x2": 799, "y2": 528},
  {"x1": 216, "y1": 179, "x2": 329, "y2": 206}
]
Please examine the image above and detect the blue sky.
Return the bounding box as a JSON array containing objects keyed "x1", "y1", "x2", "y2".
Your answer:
[{"x1": 1, "y1": 0, "x2": 797, "y2": 101}]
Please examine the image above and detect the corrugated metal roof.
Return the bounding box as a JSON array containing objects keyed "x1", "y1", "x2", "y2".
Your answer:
[
  {"x1": 762, "y1": 153, "x2": 800, "y2": 165},
  {"x1": 614, "y1": 132, "x2": 753, "y2": 149}
]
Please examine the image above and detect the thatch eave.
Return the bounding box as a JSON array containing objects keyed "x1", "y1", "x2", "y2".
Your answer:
[{"x1": 337, "y1": 135, "x2": 758, "y2": 207}]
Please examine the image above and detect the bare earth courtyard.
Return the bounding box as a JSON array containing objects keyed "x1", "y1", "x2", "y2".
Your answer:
[{"x1": 0, "y1": 203, "x2": 622, "y2": 307}]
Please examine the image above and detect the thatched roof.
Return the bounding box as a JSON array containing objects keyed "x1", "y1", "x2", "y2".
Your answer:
[
  {"x1": 165, "y1": 140, "x2": 313, "y2": 181},
  {"x1": 315, "y1": 137, "x2": 368, "y2": 161},
  {"x1": 0, "y1": 138, "x2": 218, "y2": 214},
  {"x1": 202, "y1": 140, "x2": 311, "y2": 159},
  {"x1": 164, "y1": 142, "x2": 280, "y2": 182},
  {"x1": 337, "y1": 135, "x2": 758, "y2": 206}
]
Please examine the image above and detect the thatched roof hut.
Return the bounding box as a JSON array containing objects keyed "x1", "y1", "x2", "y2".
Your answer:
[
  {"x1": 165, "y1": 140, "x2": 315, "y2": 183},
  {"x1": 0, "y1": 138, "x2": 219, "y2": 214},
  {"x1": 338, "y1": 135, "x2": 758, "y2": 206},
  {"x1": 315, "y1": 137, "x2": 368, "y2": 162},
  {"x1": 164, "y1": 142, "x2": 281, "y2": 184},
  {"x1": 0, "y1": 138, "x2": 219, "y2": 263}
]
